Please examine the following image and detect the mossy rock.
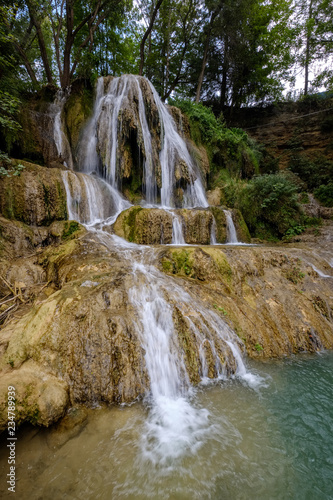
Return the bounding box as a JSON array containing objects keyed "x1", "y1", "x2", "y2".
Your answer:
[
  {"x1": 176, "y1": 208, "x2": 213, "y2": 244},
  {"x1": 64, "y1": 85, "x2": 93, "y2": 156},
  {"x1": 0, "y1": 161, "x2": 68, "y2": 226},
  {"x1": 113, "y1": 206, "x2": 173, "y2": 244},
  {"x1": 231, "y1": 208, "x2": 251, "y2": 243},
  {"x1": 209, "y1": 207, "x2": 227, "y2": 243},
  {"x1": 161, "y1": 247, "x2": 233, "y2": 284}
]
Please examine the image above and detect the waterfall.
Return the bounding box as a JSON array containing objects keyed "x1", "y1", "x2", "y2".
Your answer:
[
  {"x1": 127, "y1": 258, "x2": 248, "y2": 462},
  {"x1": 171, "y1": 213, "x2": 185, "y2": 245},
  {"x1": 62, "y1": 171, "x2": 131, "y2": 225},
  {"x1": 52, "y1": 89, "x2": 74, "y2": 169},
  {"x1": 148, "y1": 82, "x2": 208, "y2": 209},
  {"x1": 78, "y1": 74, "x2": 208, "y2": 209},
  {"x1": 224, "y1": 210, "x2": 238, "y2": 244}
]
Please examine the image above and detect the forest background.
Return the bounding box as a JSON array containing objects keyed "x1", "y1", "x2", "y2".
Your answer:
[{"x1": 0, "y1": 0, "x2": 332, "y2": 240}]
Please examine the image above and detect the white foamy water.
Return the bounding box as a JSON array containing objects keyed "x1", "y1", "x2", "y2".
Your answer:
[
  {"x1": 62, "y1": 170, "x2": 131, "y2": 226},
  {"x1": 224, "y1": 209, "x2": 238, "y2": 244},
  {"x1": 310, "y1": 264, "x2": 332, "y2": 278},
  {"x1": 52, "y1": 89, "x2": 74, "y2": 169},
  {"x1": 170, "y1": 212, "x2": 185, "y2": 245},
  {"x1": 124, "y1": 256, "x2": 259, "y2": 463}
]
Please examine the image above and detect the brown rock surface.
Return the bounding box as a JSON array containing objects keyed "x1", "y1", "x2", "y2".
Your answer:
[
  {"x1": 0, "y1": 161, "x2": 67, "y2": 225},
  {"x1": 0, "y1": 216, "x2": 332, "y2": 431}
]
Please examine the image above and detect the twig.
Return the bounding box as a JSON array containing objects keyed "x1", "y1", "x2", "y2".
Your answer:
[
  {"x1": 0, "y1": 303, "x2": 17, "y2": 322},
  {"x1": 39, "y1": 281, "x2": 51, "y2": 292},
  {"x1": 0, "y1": 276, "x2": 25, "y2": 303},
  {"x1": 0, "y1": 296, "x2": 16, "y2": 306}
]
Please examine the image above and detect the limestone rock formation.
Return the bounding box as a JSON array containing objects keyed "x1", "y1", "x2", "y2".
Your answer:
[
  {"x1": 0, "y1": 216, "x2": 332, "y2": 431},
  {"x1": 0, "y1": 161, "x2": 67, "y2": 225}
]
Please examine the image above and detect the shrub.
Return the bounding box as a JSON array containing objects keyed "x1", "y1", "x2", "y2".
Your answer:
[
  {"x1": 314, "y1": 183, "x2": 333, "y2": 207},
  {"x1": 0, "y1": 151, "x2": 24, "y2": 177},
  {"x1": 288, "y1": 153, "x2": 333, "y2": 190},
  {"x1": 170, "y1": 98, "x2": 260, "y2": 180},
  {"x1": 235, "y1": 173, "x2": 302, "y2": 238}
]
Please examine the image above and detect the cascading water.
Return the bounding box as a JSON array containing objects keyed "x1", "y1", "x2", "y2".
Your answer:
[
  {"x1": 62, "y1": 170, "x2": 131, "y2": 225},
  {"x1": 78, "y1": 74, "x2": 208, "y2": 209},
  {"x1": 52, "y1": 89, "x2": 74, "y2": 169},
  {"x1": 125, "y1": 255, "x2": 249, "y2": 463},
  {"x1": 148, "y1": 81, "x2": 208, "y2": 208},
  {"x1": 171, "y1": 215, "x2": 185, "y2": 245},
  {"x1": 210, "y1": 216, "x2": 217, "y2": 244},
  {"x1": 56, "y1": 75, "x2": 256, "y2": 463},
  {"x1": 78, "y1": 78, "x2": 105, "y2": 173},
  {"x1": 224, "y1": 209, "x2": 239, "y2": 244}
]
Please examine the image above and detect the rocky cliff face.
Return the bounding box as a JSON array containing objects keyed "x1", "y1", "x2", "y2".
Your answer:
[
  {"x1": 227, "y1": 98, "x2": 333, "y2": 170},
  {"x1": 0, "y1": 161, "x2": 67, "y2": 225}
]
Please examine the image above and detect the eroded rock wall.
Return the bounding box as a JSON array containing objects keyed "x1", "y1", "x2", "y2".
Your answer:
[{"x1": 0, "y1": 161, "x2": 67, "y2": 225}]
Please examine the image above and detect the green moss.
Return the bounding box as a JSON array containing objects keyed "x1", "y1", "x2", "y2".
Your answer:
[
  {"x1": 162, "y1": 260, "x2": 172, "y2": 272},
  {"x1": 61, "y1": 221, "x2": 80, "y2": 240},
  {"x1": 172, "y1": 249, "x2": 194, "y2": 276},
  {"x1": 123, "y1": 206, "x2": 143, "y2": 242},
  {"x1": 204, "y1": 248, "x2": 233, "y2": 283}
]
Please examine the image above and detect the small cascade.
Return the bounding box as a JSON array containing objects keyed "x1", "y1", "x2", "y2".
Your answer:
[
  {"x1": 127, "y1": 259, "x2": 248, "y2": 462},
  {"x1": 148, "y1": 82, "x2": 208, "y2": 209},
  {"x1": 135, "y1": 79, "x2": 155, "y2": 204},
  {"x1": 224, "y1": 210, "x2": 239, "y2": 244},
  {"x1": 52, "y1": 89, "x2": 74, "y2": 169},
  {"x1": 171, "y1": 213, "x2": 185, "y2": 245},
  {"x1": 62, "y1": 171, "x2": 131, "y2": 225},
  {"x1": 78, "y1": 78, "x2": 105, "y2": 173},
  {"x1": 210, "y1": 216, "x2": 217, "y2": 244}
]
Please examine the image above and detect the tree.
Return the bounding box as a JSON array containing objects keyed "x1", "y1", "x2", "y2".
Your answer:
[
  {"x1": 1, "y1": 0, "x2": 129, "y2": 88},
  {"x1": 138, "y1": 0, "x2": 164, "y2": 76},
  {"x1": 190, "y1": 0, "x2": 295, "y2": 108}
]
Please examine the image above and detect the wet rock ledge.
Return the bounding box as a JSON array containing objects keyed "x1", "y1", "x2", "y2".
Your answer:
[{"x1": 0, "y1": 216, "x2": 332, "y2": 431}]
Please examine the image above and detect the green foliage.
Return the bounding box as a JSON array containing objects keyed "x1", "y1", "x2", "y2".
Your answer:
[
  {"x1": 285, "y1": 265, "x2": 305, "y2": 284},
  {"x1": 213, "y1": 304, "x2": 228, "y2": 315},
  {"x1": 314, "y1": 183, "x2": 333, "y2": 207},
  {"x1": 0, "y1": 152, "x2": 25, "y2": 177},
  {"x1": 0, "y1": 91, "x2": 22, "y2": 149},
  {"x1": 228, "y1": 173, "x2": 303, "y2": 239},
  {"x1": 288, "y1": 153, "x2": 333, "y2": 191},
  {"x1": 320, "y1": 117, "x2": 333, "y2": 134},
  {"x1": 169, "y1": 99, "x2": 225, "y2": 144},
  {"x1": 170, "y1": 99, "x2": 260, "y2": 180},
  {"x1": 255, "y1": 343, "x2": 263, "y2": 352}
]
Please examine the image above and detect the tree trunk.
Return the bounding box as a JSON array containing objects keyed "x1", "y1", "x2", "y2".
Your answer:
[
  {"x1": 62, "y1": 0, "x2": 75, "y2": 87},
  {"x1": 195, "y1": 31, "x2": 211, "y2": 103},
  {"x1": 195, "y1": 7, "x2": 220, "y2": 103},
  {"x1": 13, "y1": 42, "x2": 38, "y2": 86},
  {"x1": 139, "y1": 0, "x2": 164, "y2": 76},
  {"x1": 220, "y1": 37, "x2": 229, "y2": 106},
  {"x1": 304, "y1": 0, "x2": 313, "y2": 95},
  {"x1": 27, "y1": 1, "x2": 54, "y2": 84}
]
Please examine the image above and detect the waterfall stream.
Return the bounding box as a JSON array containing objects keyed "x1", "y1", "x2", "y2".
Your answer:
[
  {"x1": 52, "y1": 90, "x2": 74, "y2": 169},
  {"x1": 224, "y1": 209, "x2": 239, "y2": 244},
  {"x1": 77, "y1": 74, "x2": 208, "y2": 208},
  {"x1": 57, "y1": 75, "x2": 257, "y2": 463}
]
